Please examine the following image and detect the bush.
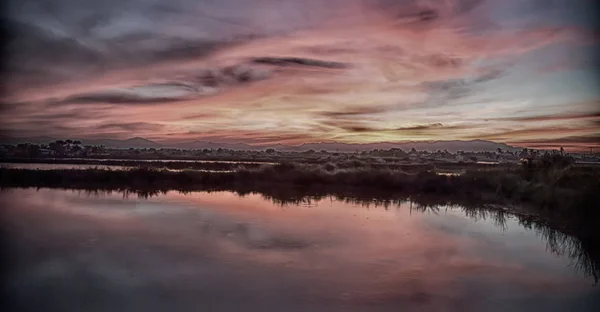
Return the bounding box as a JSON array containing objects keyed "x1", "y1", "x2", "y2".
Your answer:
[{"x1": 323, "y1": 162, "x2": 337, "y2": 172}]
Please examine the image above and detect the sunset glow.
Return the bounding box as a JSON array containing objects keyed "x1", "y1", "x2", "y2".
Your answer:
[{"x1": 2, "y1": 0, "x2": 599, "y2": 151}]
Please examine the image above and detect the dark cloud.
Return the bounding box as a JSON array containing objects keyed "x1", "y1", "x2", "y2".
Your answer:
[
  {"x1": 5, "y1": 0, "x2": 368, "y2": 83},
  {"x1": 48, "y1": 64, "x2": 272, "y2": 106},
  {"x1": 475, "y1": 127, "x2": 598, "y2": 142},
  {"x1": 391, "y1": 123, "x2": 473, "y2": 136},
  {"x1": 2, "y1": 120, "x2": 164, "y2": 139},
  {"x1": 373, "y1": 0, "x2": 437, "y2": 22},
  {"x1": 424, "y1": 80, "x2": 471, "y2": 102},
  {"x1": 455, "y1": 0, "x2": 485, "y2": 14},
  {"x1": 494, "y1": 112, "x2": 600, "y2": 122},
  {"x1": 3, "y1": 0, "x2": 270, "y2": 91},
  {"x1": 472, "y1": 69, "x2": 506, "y2": 83},
  {"x1": 4, "y1": 21, "x2": 103, "y2": 68},
  {"x1": 181, "y1": 113, "x2": 221, "y2": 120},
  {"x1": 2, "y1": 21, "x2": 106, "y2": 91},
  {"x1": 512, "y1": 135, "x2": 600, "y2": 145},
  {"x1": 4, "y1": 22, "x2": 241, "y2": 87},
  {"x1": 0, "y1": 102, "x2": 23, "y2": 113},
  {"x1": 1, "y1": 0, "x2": 486, "y2": 95},
  {"x1": 377, "y1": 0, "x2": 484, "y2": 23},
  {"x1": 251, "y1": 57, "x2": 349, "y2": 69},
  {"x1": 344, "y1": 126, "x2": 374, "y2": 133},
  {"x1": 302, "y1": 46, "x2": 357, "y2": 55},
  {"x1": 194, "y1": 65, "x2": 271, "y2": 87},
  {"x1": 424, "y1": 68, "x2": 507, "y2": 106},
  {"x1": 416, "y1": 9, "x2": 438, "y2": 22},
  {"x1": 55, "y1": 92, "x2": 190, "y2": 105},
  {"x1": 324, "y1": 121, "x2": 468, "y2": 134},
  {"x1": 395, "y1": 123, "x2": 445, "y2": 131},
  {"x1": 320, "y1": 106, "x2": 390, "y2": 118},
  {"x1": 141, "y1": 39, "x2": 238, "y2": 64},
  {"x1": 421, "y1": 54, "x2": 463, "y2": 69},
  {"x1": 2, "y1": 30, "x2": 240, "y2": 96},
  {"x1": 20, "y1": 112, "x2": 86, "y2": 121},
  {"x1": 97, "y1": 122, "x2": 165, "y2": 132}
]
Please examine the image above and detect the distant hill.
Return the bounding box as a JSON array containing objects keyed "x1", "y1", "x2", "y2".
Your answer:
[
  {"x1": 168, "y1": 141, "x2": 255, "y2": 150},
  {"x1": 1, "y1": 136, "x2": 519, "y2": 152},
  {"x1": 163, "y1": 140, "x2": 519, "y2": 152},
  {"x1": 0, "y1": 136, "x2": 57, "y2": 145},
  {"x1": 271, "y1": 140, "x2": 518, "y2": 153},
  {"x1": 0, "y1": 136, "x2": 161, "y2": 149},
  {"x1": 83, "y1": 137, "x2": 162, "y2": 149}
]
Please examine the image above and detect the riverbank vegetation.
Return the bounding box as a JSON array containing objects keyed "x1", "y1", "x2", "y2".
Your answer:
[
  {"x1": 2, "y1": 152, "x2": 599, "y2": 283},
  {"x1": 1, "y1": 155, "x2": 598, "y2": 238}
]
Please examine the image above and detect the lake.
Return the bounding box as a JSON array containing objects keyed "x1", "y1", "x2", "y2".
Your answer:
[
  {"x1": 1, "y1": 189, "x2": 598, "y2": 311},
  {"x1": 0, "y1": 163, "x2": 233, "y2": 173},
  {"x1": 0, "y1": 163, "x2": 127, "y2": 171}
]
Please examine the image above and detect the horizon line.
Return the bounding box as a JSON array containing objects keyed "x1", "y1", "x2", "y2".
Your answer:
[{"x1": 3, "y1": 135, "x2": 599, "y2": 152}]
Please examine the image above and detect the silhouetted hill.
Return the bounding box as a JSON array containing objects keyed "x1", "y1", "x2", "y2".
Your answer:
[
  {"x1": 79, "y1": 137, "x2": 162, "y2": 148},
  {"x1": 272, "y1": 140, "x2": 517, "y2": 153},
  {"x1": 0, "y1": 136, "x2": 161, "y2": 149},
  {"x1": 0, "y1": 136, "x2": 56, "y2": 145},
  {"x1": 1, "y1": 136, "x2": 519, "y2": 152},
  {"x1": 168, "y1": 141, "x2": 255, "y2": 150}
]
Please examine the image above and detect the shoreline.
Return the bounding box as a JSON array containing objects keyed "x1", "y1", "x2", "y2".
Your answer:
[
  {"x1": 0, "y1": 157, "x2": 515, "y2": 173},
  {"x1": 1, "y1": 164, "x2": 598, "y2": 240}
]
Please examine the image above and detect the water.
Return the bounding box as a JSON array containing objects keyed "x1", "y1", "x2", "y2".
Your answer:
[
  {"x1": 1, "y1": 189, "x2": 598, "y2": 311},
  {"x1": 0, "y1": 158, "x2": 276, "y2": 171},
  {"x1": 0, "y1": 163, "x2": 127, "y2": 170},
  {"x1": 0, "y1": 163, "x2": 233, "y2": 172},
  {"x1": 25, "y1": 158, "x2": 277, "y2": 164},
  {"x1": 434, "y1": 171, "x2": 464, "y2": 176}
]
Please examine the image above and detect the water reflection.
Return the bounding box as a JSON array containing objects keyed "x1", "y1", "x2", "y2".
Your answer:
[
  {"x1": 1, "y1": 188, "x2": 598, "y2": 311},
  {"x1": 522, "y1": 221, "x2": 600, "y2": 284},
  {"x1": 16, "y1": 187, "x2": 600, "y2": 283}
]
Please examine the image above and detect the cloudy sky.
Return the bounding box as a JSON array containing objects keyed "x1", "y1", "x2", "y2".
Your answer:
[{"x1": 2, "y1": 0, "x2": 599, "y2": 150}]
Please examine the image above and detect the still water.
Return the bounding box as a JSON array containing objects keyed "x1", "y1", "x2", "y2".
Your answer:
[
  {"x1": 0, "y1": 163, "x2": 233, "y2": 173},
  {"x1": 1, "y1": 189, "x2": 598, "y2": 311},
  {"x1": 0, "y1": 162, "x2": 127, "y2": 170}
]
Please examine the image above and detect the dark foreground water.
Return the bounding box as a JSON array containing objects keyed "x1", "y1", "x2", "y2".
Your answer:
[{"x1": 1, "y1": 189, "x2": 598, "y2": 311}]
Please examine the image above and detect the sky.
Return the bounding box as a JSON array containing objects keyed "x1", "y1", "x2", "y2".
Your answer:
[{"x1": 1, "y1": 0, "x2": 599, "y2": 151}]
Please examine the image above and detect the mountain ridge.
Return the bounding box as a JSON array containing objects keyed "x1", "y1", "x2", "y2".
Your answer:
[{"x1": 0, "y1": 136, "x2": 521, "y2": 152}]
